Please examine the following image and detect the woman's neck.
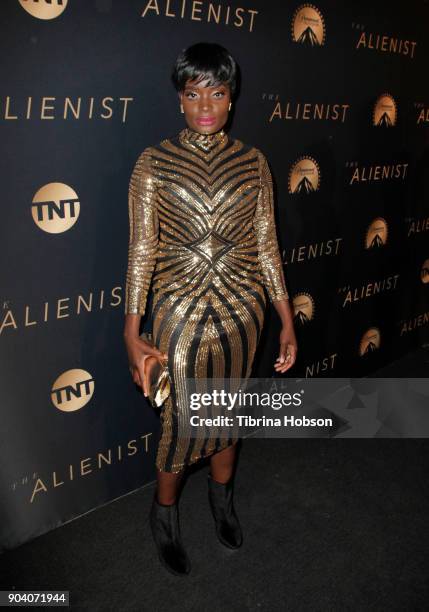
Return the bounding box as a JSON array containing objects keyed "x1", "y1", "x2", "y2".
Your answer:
[{"x1": 179, "y1": 125, "x2": 227, "y2": 151}]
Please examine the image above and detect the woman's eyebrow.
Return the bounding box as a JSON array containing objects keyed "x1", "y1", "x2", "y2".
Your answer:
[{"x1": 185, "y1": 83, "x2": 226, "y2": 90}]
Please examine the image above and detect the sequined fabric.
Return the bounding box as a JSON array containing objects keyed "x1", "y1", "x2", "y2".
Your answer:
[{"x1": 125, "y1": 126, "x2": 289, "y2": 473}]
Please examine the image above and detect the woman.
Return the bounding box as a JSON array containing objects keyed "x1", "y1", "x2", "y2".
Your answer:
[{"x1": 123, "y1": 42, "x2": 297, "y2": 576}]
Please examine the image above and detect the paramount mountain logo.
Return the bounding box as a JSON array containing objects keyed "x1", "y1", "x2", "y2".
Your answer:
[
  {"x1": 359, "y1": 328, "x2": 381, "y2": 356},
  {"x1": 372, "y1": 93, "x2": 397, "y2": 127},
  {"x1": 365, "y1": 218, "x2": 388, "y2": 249},
  {"x1": 292, "y1": 293, "x2": 315, "y2": 326},
  {"x1": 288, "y1": 156, "x2": 320, "y2": 194},
  {"x1": 291, "y1": 4, "x2": 326, "y2": 46},
  {"x1": 421, "y1": 259, "x2": 429, "y2": 284}
]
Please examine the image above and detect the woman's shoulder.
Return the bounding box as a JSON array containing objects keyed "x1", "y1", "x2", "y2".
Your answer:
[
  {"x1": 130, "y1": 147, "x2": 154, "y2": 177},
  {"x1": 233, "y1": 141, "x2": 273, "y2": 180},
  {"x1": 133, "y1": 134, "x2": 171, "y2": 159},
  {"x1": 227, "y1": 137, "x2": 272, "y2": 178},
  {"x1": 131, "y1": 138, "x2": 167, "y2": 172},
  {"x1": 133, "y1": 133, "x2": 184, "y2": 158},
  {"x1": 130, "y1": 143, "x2": 163, "y2": 183},
  {"x1": 231, "y1": 136, "x2": 268, "y2": 162},
  {"x1": 134, "y1": 143, "x2": 159, "y2": 159}
]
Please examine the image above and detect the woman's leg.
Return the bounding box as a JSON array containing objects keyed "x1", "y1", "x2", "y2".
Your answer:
[
  {"x1": 150, "y1": 466, "x2": 191, "y2": 575},
  {"x1": 209, "y1": 441, "x2": 238, "y2": 483},
  {"x1": 156, "y1": 468, "x2": 185, "y2": 505},
  {"x1": 207, "y1": 441, "x2": 242, "y2": 548}
]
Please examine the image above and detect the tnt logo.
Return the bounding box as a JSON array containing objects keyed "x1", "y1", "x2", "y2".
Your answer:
[
  {"x1": 51, "y1": 369, "x2": 95, "y2": 412},
  {"x1": 19, "y1": 0, "x2": 68, "y2": 20},
  {"x1": 31, "y1": 183, "x2": 80, "y2": 233}
]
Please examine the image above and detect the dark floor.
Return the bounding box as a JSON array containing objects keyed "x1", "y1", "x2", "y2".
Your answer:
[{"x1": 2, "y1": 349, "x2": 429, "y2": 611}]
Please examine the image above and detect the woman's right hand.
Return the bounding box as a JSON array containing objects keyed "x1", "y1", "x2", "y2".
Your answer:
[{"x1": 124, "y1": 335, "x2": 168, "y2": 397}]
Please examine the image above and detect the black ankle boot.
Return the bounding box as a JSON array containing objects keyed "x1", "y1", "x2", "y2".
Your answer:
[
  {"x1": 207, "y1": 474, "x2": 243, "y2": 549},
  {"x1": 149, "y1": 492, "x2": 191, "y2": 576}
]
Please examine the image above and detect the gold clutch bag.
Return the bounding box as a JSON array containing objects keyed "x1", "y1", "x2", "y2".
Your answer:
[{"x1": 139, "y1": 331, "x2": 171, "y2": 408}]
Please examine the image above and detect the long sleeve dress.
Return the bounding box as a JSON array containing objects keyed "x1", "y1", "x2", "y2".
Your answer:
[{"x1": 125, "y1": 126, "x2": 289, "y2": 473}]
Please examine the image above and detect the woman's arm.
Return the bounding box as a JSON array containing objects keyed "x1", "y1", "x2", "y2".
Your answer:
[
  {"x1": 124, "y1": 148, "x2": 159, "y2": 320},
  {"x1": 272, "y1": 298, "x2": 297, "y2": 373},
  {"x1": 123, "y1": 149, "x2": 166, "y2": 393},
  {"x1": 123, "y1": 313, "x2": 141, "y2": 340},
  {"x1": 254, "y1": 150, "x2": 297, "y2": 372},
  {"x1": 253, "y1": 150, "x2": 290, "y2": 303}
]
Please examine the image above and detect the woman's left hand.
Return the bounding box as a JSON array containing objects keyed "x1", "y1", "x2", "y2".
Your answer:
[{"x1": 274, "y1": 326, "x2": 298, "y2": 373}]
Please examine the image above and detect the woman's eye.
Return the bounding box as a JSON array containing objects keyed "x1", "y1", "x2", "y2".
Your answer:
[{"x1": 185, "y1": 91, "x2": 225, "y2": 99}]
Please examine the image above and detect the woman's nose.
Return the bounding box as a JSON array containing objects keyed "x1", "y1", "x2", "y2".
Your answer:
[{"x1": 199, "y1": 99, "x2": 212, "y2": 111}]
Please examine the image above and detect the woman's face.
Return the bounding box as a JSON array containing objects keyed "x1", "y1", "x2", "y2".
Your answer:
[{"x1": 179, "y1": 77, "x2": 231, "y2": 134}]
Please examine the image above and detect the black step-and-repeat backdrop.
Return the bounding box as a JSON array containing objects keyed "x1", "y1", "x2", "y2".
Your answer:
[{"x1": 1, "y1": 0, "x2": 428, "y2": 550}]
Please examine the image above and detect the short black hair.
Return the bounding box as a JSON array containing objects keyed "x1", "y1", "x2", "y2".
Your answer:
[{"x1": 171, "y1": 42, "x2": 238, "y2": 98}]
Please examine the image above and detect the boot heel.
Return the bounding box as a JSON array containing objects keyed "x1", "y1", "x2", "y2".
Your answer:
[
  {"x1": 149, "y1": 492, "x2": 191, "y2": 575},
  {"x1": 208, "y1": 474, "x2": 243, "y2": 549}
]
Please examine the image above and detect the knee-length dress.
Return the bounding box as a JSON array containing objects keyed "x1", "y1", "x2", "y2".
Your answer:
[{"x1": 124, "y1": 126, "x2": 289, "y2": 473}]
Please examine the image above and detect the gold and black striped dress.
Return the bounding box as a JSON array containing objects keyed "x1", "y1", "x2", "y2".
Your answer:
[{"x1": 125, "y1": 126, "x2": 289, "y2": 473}]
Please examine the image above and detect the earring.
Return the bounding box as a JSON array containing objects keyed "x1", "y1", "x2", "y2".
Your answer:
[
  {"x1": 180, "y1": 104, "x2": 184, "y2": 114},
  {"x1": 228, "y1": 102, "x2": 232, "y2": 111}
]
